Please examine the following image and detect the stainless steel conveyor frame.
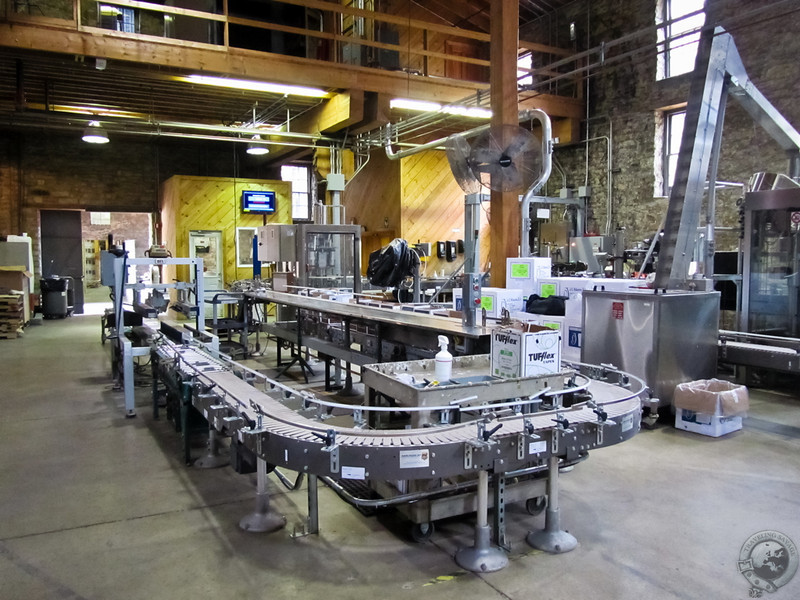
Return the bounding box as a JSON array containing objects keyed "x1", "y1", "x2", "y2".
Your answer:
[{"x1": 150, "y1": 330, "x2": 644, "y2": 568}]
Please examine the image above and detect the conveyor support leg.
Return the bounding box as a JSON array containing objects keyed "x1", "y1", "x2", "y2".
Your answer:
[
  {"x1": 194, "y1": 426, "x2": 229, "y2": 469},
  {"x1": 454, "y1": 470, "x2": 508, "y2": 573},
  {"x1": 239, "y1": 457, "x2": 286, "y2": 533},
  {"x1": 526, "y1": 456, "x2": 577, "y2": 553}
]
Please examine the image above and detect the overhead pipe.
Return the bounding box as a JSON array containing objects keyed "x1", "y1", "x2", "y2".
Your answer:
[
  {"x1": 383, "y1": 122, "x2": 491, "y2": 160},
  {"x1": 519, "y1": 109, "x2": 553, "y2": 257}
]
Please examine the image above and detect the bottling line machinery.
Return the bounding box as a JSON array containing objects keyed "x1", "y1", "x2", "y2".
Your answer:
[
  {"x1": 150, "y1": 321, "x2": 644, "y2": 572},
  {"x1": 101, "y1": 250, "x2": 206, "y2": 417}
]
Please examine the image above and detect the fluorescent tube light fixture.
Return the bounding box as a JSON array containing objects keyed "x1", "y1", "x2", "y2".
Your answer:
[
  {"x1": 178, "y1": 75, "x2": 329, "y2": 98},
  {"x1": 390, "y1": 98, "x2": 492, "y2": 119},
  {"x1": 82, "y1": 121, "x2": 110, "y2": 144},
  {"x1": 389, "y1": 98, "x2": 443, "y2": 112}
]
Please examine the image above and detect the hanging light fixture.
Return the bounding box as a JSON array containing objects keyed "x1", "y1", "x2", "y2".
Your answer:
[
  {"x1": 82, "y1": 121, "x2": 110, "y2": 144},
  {"x1": 246, "y1": 134, "x2": 269, "y2": 155}
]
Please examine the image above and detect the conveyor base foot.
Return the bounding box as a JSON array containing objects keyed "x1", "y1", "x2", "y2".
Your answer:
[
  {"x1": 239, "y1": 492, "x2": 286, "y2": 533},
  {"x1": 455, "y1": 525, "x2": 508, "y2": 573},
  {"x1": 526, "y1": 507, "x2": 577, "y2": 554},
  {"x1": 195, "y1": 453, "x2": 229, "y2": 469}
]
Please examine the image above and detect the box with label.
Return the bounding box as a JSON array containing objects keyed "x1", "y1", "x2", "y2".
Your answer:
[
  {"x1": 506, "y1": 257, "x2": 552, "y2": 298},
  {"x1": 491, "y1": 324, "x2": 561, "y2": 378},
  {"x1": 453, "y1": 287, "x2": 524, "y2": 319},
  {"x1": 674, "y1": 408, "x2": 742, "y2": 437},
  {"x1": 537, "y1": 277, "x2": 560, "y2": 299}
]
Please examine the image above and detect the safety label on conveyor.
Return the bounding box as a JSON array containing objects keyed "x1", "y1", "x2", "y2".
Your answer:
[
  {"x1": 341, "y1": 466, "x2": 366, "y2": 480},
  {"x1": 529, "y1": 441, "x2": 547, "y2": 455},
  {"x1": 622, "y1": 414, "x2": 634, "y2": 432},
  {"x1": 399, "y1": 449, "x2": 430, "y2": 469}
]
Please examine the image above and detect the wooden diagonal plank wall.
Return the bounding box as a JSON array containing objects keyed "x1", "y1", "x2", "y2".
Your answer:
[{"x1": 161, "y1": 175, "x2": 291, "y2": 288}]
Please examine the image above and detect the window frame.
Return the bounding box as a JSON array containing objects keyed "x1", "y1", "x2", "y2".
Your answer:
[
  {"x1": 659, "y1": 0, "x2": 705, "y2": 79},
  {"x1": 281, "y1": 163, "x2": 313, "y2": 222},
  {"x1": 663, "y1": 108, "x2": 687, "y2": 196}
]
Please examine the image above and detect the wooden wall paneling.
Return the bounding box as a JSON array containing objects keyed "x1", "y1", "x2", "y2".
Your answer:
[
  {"x1": 160, "y1": 177, "x2": 179, "y2": 295},
  {"x1": 343, "y1": 151, "x2": 401, "y2": 232},
  {"x1": 164, "y1": 175, "x2": 291, "y2": 286},
  {"x1": 400, "y1": 150, "x2": 490, "y2": 278}
]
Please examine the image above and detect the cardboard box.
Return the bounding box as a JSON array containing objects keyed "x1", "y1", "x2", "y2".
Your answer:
[
  {"x1": 506, "y1": 257, "x2": 552, "y2": 299},
  {"x1": 673, "y1": 379, "x2": 749, "y2": 416},
  {"x1": 490, "y1": 324, "x2": 561, "y2": 378},
  {"x1": 675, "y1": 408, "x2": 743, "y2": 437},
  {"x1": 453, "y1": 287, "x2": 524, "y2": 319}
]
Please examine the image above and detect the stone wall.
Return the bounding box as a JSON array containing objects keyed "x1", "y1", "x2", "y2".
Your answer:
[{"x1": 524, "y1": 0, "x2": 800, "y2": 255}]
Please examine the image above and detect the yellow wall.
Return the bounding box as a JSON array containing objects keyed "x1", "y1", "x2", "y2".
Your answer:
[
  {"x1": 342, "y1": 148, "x2": 490, "y2": 279},
  {"x1": 160, "y1": 175, "x2": 291, "y2": 285},
  {"x1": 400, "y1": 150, "x2": 490, "y2": 278}
]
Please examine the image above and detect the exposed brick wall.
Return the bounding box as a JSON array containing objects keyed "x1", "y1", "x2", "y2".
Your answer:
[
  {"x1": 0, "y1": 131, "x2": 282, "y2": 278},
  {"x1": 0, "y1": 134, "x2": 21, "y2": 237}
]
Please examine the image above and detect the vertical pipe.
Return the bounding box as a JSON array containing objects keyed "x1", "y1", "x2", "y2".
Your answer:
[
  {"x1": 307, "y1": 474, "x2": 319, "y2": 534},
  {"x1": 476, "y1": 470, "x2": 488, "y2": 529},
  {"x1": 546, "y1": 455, "x2": 558, "y2": 513},
  {"x1": 462, "y1": 194, "x2": 482, "y2": 328}
]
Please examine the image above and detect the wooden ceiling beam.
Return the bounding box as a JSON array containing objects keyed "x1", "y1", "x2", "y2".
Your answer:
[{"x1": 0, "y1": 23, "x2": 488, "y2": 103}]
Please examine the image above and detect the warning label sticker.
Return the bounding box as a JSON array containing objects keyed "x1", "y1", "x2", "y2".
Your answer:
[
  {"x1": 612, "y1": 301, "x2": 624, "y2": 320},
  {"x1": 399, "y1": 449, "x2": 430, "y2": 469}
]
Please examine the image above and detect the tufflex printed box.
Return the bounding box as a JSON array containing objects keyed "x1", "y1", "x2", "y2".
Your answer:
[{"x1": 490, "y1": 324, "x2": 561, "y2": 379}]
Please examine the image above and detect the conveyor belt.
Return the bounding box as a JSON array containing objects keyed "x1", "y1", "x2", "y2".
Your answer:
[
  {"x1": 154, "y1": 340, "x2": 644, "y2": 481},
  {"x1": 718, "y1": 330, "x2": 800, "y2": 374}
]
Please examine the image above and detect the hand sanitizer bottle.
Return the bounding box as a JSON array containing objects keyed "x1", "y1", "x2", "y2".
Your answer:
[{"x1": 435, "y1": 335, "x2": 452, "y2": 383}]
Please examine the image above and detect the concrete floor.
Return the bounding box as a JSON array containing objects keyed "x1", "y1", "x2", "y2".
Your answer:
[{"x1": 1, "y1": 310, "x2": 799, "y2": 600}]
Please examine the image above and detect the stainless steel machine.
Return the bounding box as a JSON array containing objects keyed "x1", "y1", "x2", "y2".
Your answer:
[
  {"x1": 740, "y1": 186, "x2": 800, "y2": 337},
  {"x1": 257, "y1": 223, "x2": 362, "y2": 293},
  {"x1": 581, "y1": 289, "x2": 720, "y2": 421}
]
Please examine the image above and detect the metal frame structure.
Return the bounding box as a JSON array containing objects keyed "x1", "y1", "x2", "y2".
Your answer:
[
  {"x1": 150, "y1": 331, "x2": 644, "y2": 571},
  {"x1": 655, "y1": 27, "x2": 800, "y2": 290},
  {"x1": 106, "y1": 253, "x2": 205, "y2": 416}
]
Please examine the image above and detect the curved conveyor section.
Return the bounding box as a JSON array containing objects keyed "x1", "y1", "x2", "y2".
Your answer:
[{"x1": 154, "y1": 340, "x2": 644, "y2": 481}]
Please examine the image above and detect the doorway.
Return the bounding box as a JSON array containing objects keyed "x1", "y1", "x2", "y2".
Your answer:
[
  {"x1": 40, "y1": 210, "x2": 85, "y2": 314},
  {"x1": 189, "y1": 230, "x2": 224, "y2": 317}
]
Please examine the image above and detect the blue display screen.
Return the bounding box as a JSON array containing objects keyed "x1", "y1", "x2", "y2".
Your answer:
[{"x1": 242, "y1": 190, "x2": 276, "y2": 213}]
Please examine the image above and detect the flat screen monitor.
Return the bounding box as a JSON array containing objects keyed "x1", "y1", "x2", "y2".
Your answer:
[{"x1": 242, "y1": 190, "x2": 276, "y2": 214}]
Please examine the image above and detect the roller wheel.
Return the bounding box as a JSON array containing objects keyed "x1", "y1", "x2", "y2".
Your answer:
[
  {"x1": 410, "y1": 521, "x2": 435, "y2": 543},
  {"x1": 526, "y1": 496, "x2": 547, "y2": 516}
]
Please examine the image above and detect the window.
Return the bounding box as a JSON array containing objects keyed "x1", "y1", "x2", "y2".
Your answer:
[
  {"x1": 517, "y1": 52, "x2": 533, "y2": 88},
  {"x1": 281, "y1": 164, "x2": 311, "y2": 221},
  {"x1": 664, "y1": 110, "x2": 686, "y2": 195},
  {"x1": 99, "y1": 5, "x2": 137, "y2": 33},
  {"x1": 659, "y1": 0, "x2": 705, "y2": 79}
]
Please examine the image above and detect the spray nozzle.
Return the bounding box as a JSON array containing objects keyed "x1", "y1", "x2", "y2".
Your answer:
[{"x1": 438, "y1": 335, "x2": 448, "y2": 351}]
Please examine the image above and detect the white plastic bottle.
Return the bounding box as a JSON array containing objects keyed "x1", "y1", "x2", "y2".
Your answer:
[{"x1": 434, "y1": 335, "x2": 452, "y2": 383}]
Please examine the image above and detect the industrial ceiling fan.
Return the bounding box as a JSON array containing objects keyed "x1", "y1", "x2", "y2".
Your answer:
[
  {"x1": 444, "y1": 115, "x2": 552, "y2": 327},
  {"x1": 446, "y1": 124, "x2": 543, "y2": 194}
]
